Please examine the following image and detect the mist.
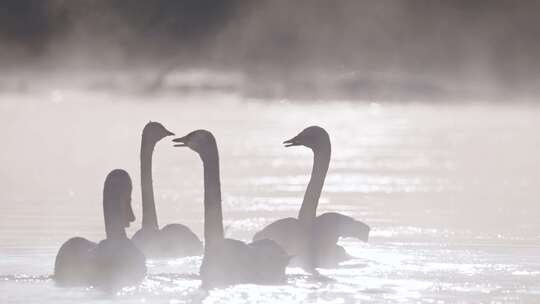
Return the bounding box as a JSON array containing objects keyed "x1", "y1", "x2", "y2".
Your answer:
[
  {"x1": 2, "y1": 0, "x2": 540, "y2": 101},
  {"x1": 2, "y1": 1, "x2": 540, "y2": 302}
]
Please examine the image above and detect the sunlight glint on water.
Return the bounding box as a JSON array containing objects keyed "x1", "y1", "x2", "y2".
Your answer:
[{"x1": 1, "y1": 92, "x2": 540, "y2": 303}]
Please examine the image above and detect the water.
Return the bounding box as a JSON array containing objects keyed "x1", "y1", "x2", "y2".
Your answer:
[{"x1": 1, "y1": 90, "x2": 540, "y2": 303}]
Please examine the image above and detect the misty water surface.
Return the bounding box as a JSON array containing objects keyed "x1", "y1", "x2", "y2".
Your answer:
[{"x1": 1, "y1": 91, "x2": 540, "y2": 303}]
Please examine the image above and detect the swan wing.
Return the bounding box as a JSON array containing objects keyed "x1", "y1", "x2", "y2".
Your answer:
[
  {"x1": 249, "y1": 239, "x2": 290, "y2": 284},
  {"x1": 91, "y1": 238, "x2": 147, "y2": 288},
  {"x1": 132, "y1": 224, "x2": 203, "y2": 258},
  {"x1": 200, "y1": 238, "x2": 254, "y2": 288},
  {"x1": 54, "y1": 237, "x2": 97, "y2": 286},
  {"x1": 252, "y1": 217, "x2": 304, "y2": 256},
  {"x1": 160, "y1": 223, "x2": 203, "y2": 256},
  {"x1": 315, "y1": 212, "x2": 370, "y2": 243}
]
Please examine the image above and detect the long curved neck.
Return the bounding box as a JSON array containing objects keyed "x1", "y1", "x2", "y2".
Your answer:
[
  {"x1": 200, "y1": 147, "x2": 224, "y2": 246},
  {"x1": 298, "y1": 141, "x2": 331, "y2": 226},
  {"x1": 141, "y1": 136, "x2": 159, "y2": 230},
  {"x1": 104, "y1": 199, "x2": 127, "y2": 240}
]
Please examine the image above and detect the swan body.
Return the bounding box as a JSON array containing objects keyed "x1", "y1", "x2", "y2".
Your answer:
[
  {"x1": 173, "y1": 130, "x2": 289, "y2": 288},
  {"x1": 132, "y1": 223, "x2": 203, "y2": 257},
  {"x1": 201, "y1": 238, "x2": 289, "y2": 288},
  {"x1": 54, "y1": 237, "x2": 97, "y2": 286},
  {"x1": 132, "y1": 122, "x2": 203, "y2": 258},
  {"x1": 254, "y1": 213, "x2": 369, "y2": 268},
  {"x1": 253, "y1": 126, "x2": 370, "y2": 271},
  {"x1": 54, "y1": 169, "x2": 146, "y2": 288}
]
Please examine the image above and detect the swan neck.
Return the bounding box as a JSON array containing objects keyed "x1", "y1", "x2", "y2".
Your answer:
[
  {"x1": 140, "y1": 137, "x2": 159, "y2": 230},
  {"x1": 201, "y1": 149, "x2": 224, "y2": 245},
  {"x1": 104, "y1": 199, "x2": 128, "y2": 240},
  {"x1": 298, "y1": 143, "x2": 331, "y2": 225}
]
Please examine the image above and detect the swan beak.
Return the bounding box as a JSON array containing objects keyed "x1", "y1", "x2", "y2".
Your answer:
[
  {"x1": 165, "y1": 129, "x2": 175, "y2": 137},
  {"x1": 172, "y1": 136, "x2": 188, "y2": 147},
  {"x1": 283, "y1": 137, "x2": 300, "y2": 147}
]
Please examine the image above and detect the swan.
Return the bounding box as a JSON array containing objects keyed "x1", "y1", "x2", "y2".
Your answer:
[
  {"x1": 131, "y1": 122, "x2": 203, "y2": 258},
  {"x1": 54, "y1": 169, "x2": 146, "y2": 288},
  {"x1": 253, "y1": 126, "x2": 370, "y2": 271},
  {"x1": 172, "y1": 130, "x2": 289, "y2": 288}
]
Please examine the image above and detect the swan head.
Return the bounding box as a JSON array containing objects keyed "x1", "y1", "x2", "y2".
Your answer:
[
  {"x1": 142, "y1": 121, "x2": 175, "y2": 143},
  {"x1": 283, "y1": 126, "x2": 329, "y2": 150},
  {"x1": 172, "y1": 129, "x2": 217, "y2": 156},
  {"x1": 103, "y1": 169, "x2": 135, "y2": 234}
]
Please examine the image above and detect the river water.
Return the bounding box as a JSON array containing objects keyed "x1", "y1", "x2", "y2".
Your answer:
[{"x1": 1, "y1": 91, "x2": 539, "y2": 303}]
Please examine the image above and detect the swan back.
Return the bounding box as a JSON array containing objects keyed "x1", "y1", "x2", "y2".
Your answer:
[
  {"x1": 54, "y1": 237, "x2": 97, "y2": 286},
  {"x1": 201, "y1": 238, "x2": 289, "y2": 288},
  {"x1": 253, "y1": 217, "x2": 305, "y2": 256},
  {"x1": 248, "y1": 239, "x2": 290, "y2": 284},
  {"x1": 315, "y1": 212, "x2": 370, "y2": 243},
  {"x1": 91, "y1": 238, "x2": 146, "y2": 288}
]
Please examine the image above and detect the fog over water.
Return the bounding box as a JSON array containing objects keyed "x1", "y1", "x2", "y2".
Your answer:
[
  {"x1": 1, "y1": 93, "x2": 540, "y2": 302},
  {"x1": 1, "y1": 1, "x2": 540, "y2": 303},
  {"x1": 2, "y1": 1, "x2": 540, "y2": 100}
]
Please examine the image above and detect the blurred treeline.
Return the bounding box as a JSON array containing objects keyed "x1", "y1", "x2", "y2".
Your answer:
[
  {"x1": 1, "y1": 0, "x2": 539, "y2": 100},
  {"x1": 0, "y1": 0, "x2": 243, "y2": 63}
]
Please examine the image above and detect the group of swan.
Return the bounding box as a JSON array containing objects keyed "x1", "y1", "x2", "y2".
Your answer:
[{"x1": 54, "y1": 123, "x2": 370, "y2": 289}]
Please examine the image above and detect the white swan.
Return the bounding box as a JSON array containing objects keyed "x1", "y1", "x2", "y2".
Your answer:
[
  {"x1": 173, "y1": 130, "x2": 289, "y2": 288},
  {"x1": 54, "y1": 169, "x2": 146, "y2": 288},
  {"x1": 253, "y1": 126, "x2": 370, "y2": 271},
  {"x1": 132, "y1": 122, "x2": 203, "y2": 258}
]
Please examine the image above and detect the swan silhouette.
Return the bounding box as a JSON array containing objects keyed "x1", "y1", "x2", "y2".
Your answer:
[
  {"x1": 173, "y1": 130, "x2": 289, "y2": 288},
  {"x1": 253, "y1": 126, "x2": 370, "y2": 271},
  {"x1": 132, "y1": 122, "x2": 203, "y2": 258},
  {"x1": 54, "y1": 169, "x2": 146, "y2": 288}
]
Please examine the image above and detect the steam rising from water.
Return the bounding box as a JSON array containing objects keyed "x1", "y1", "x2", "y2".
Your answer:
[{"x1": 1, "y1": 1, "x2": 540, "y2": 100}]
